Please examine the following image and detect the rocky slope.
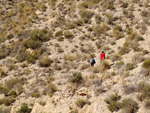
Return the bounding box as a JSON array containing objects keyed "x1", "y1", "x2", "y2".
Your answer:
[{"x1": 0, "y1": 0, "x2": 150, "y2": 113}]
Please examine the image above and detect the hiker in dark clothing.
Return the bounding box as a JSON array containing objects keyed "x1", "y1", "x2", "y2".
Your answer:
[{"x1": 90, "y1": 55, "x2": 95, "y2": 68}]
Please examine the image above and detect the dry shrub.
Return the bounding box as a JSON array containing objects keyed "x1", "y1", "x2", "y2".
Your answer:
[
  {"x1": 43, "y1": 83, "x2": 57, "y2": 96},
  {"x1": 141, "y1": 59, "x2": 150, "y2": 76},
  {"x1": 70, "y1": 72, "x2": 83, "y2": 84},
  {"x1": 79, "y1": 9, "x2": 94, "y2": 19},
  {"x1": 124, "y1": 85, "x2": 138, "y2": 94},
  {"x1": 0, "y1": 96, "x2": 15, "y2": 106},
  {"x1": 132, "y1": 53, "x2": 144, "y2": 64},
  {"x1": 126, "y1": 63, "x2": 135, "y2": 71},
  {"x1": 0, "y1": 68, "x2": 7, "y2": 78},
  {"x1": 39, "y1": 56, "x2": 52, "y2": 67},
  {"x1": 120, "y1": 98, "x2": 138, "y2": 113},
  {"x1": 75, "y1": 98, "x2": 88, "y2": 108},
  {"x1": 64, "y1": 31, "x2": 74, "y2": 39},
  {"x1": 111, "y1": 54, "x2": 121, "y2": 62},
  {"x1": 100, "y1": 60, "x2": 110, "y2": 72},
  {"x1": 30, "y1": 29, "x2": 52, "y2": 42},
  {"x1": 104, "y1": 93, "x2": 121, "y2": 112}
]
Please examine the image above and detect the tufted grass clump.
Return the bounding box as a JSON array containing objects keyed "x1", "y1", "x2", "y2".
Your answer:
[
  {"x1": 118, "y1": 42, "x2": 130, "y2": 55},
  {"x1": 0, "y1": 97, "x2": 15, "y2": 106},
  {"x1": 100, "y1": 60, "x2": 110, "y2": 72},
  {"x1": 70, "y1": 72, "x2": 83, "y2": 84},
  {"x1": 112, "y1": 26, "x2": 124, "y2": 39},
  {"x1": 104, "y1": 93, "x2": 121, "y2": 112},
  {"x1": 39, "y1": 56, "x2": 52, "y2": 67},
  {"x1": 31, "y1": 92, "x2": 40, "y2": 98},
  {"x1": 142, "y1": 59, "x2": 150, "y2": 76},
  {"x1": 142, "y1": 59, "x2": 150, "y2": 69},
  {"x1": 43, "y1": 83, "x2": 57, "y2": 97},
  {"x1": 64, "y1": 31, "x2": 74, "y2": 39},
  {"x1": 17, "y1": 103, "x2": 32, "y2": 113},
  {"x1": 55, "y1": 30, "x2": 63, "y2": 37},
  {"x1": 79, "y1": 0, "x2": 100, "y2": 9},
  {"x1": 25, "y1": 50, "x2": 39, "y2": 64},
  {"x1": 126, "y1": 63, "x2": 135, "y2": 71},
  {"x1": 79, "y1": 9, "x2": 94, "y2": 20},
  {"x1": 48, "y1": 0, "x2": 58, "y2": 6},
  {"x1": 5, "y1": 78, "x2": 22, "y2": 92},
  {"x1": 75, "y1": 98, "x2": 88, "y2": 108}
]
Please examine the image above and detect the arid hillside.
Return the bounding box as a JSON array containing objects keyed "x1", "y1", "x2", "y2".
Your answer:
[{"x1": 1, "y1": 0, "x2": 150, "y2": 113}]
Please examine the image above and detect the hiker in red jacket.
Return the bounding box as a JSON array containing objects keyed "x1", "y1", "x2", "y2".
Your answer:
[{"x1": 100, "y1": 51, "x2": 105, "y2": 63}]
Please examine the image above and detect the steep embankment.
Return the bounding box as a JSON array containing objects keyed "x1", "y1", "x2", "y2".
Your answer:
[{"x1": 0, "y1": 0, "x2": 150, "y2": 113}]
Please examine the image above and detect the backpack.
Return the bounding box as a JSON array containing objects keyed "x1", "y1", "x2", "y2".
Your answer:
[{"x1": 93, "y1": 59, "x2": 96, "y2": 64}]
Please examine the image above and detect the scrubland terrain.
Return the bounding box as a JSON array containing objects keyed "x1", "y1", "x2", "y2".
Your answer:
[{"x1": 1, "y1": 0, "x2": 150, "y2": 113}]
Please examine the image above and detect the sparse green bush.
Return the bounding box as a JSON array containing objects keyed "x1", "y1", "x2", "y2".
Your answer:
[
  {"x1": 30, "y1": 29, "x2": 52, "y2": 42},
  {"x1": 48, "y1": 0, "x2": 58, "y2": 6},
  {"x1": 0, "y1": 97, "x2": 15, "y2": 106},
  {"x1": 0, "y1": 85, "x2": 9, "y2": 95},
  {"x1": 116, "y1": 61, "x2": 124, "y2": 68},
  {"x1": 7, "y1": 34, "x2": 14, "y2": 39},
  {"x1": 95, "y1": 40, "x2": 104, "y2": 49},
  {"x1": 43, "y1": 83, "x2": 57, "y2": 96},
  {"x1": 119, "y1": 42, "x2": 130, "y2": 55},
  {"x1": 79, "y1": 9, "x2": 94, "y2": 19},
  {"x1": 17, "y1": 103, "x2": 32, "y2": 113},
  {"x1": 107, "y1": 101, "x2": 121, "y2": 112},
  {"x1": 70, "y1": 72, "x2": 83, "y2": 84},
  {"x1": 93, "y1": 24, "x2": 109, "y2": 36},
  {"x1": 57, "y1": 36, "x2": 64, "y2": 42},
  {"x1": 71, "y1": 109, "x2": 78, "y2": 113},
  {"x1": 126, "y1": 63, "x2": 135, "y2": 71},
  {"x1": 39, "y1": 56, "x2": 52, "y2": 67},
  {"x1": 120, "y1": 98, "x2": 138, "y2": 113},
  {"x1": 64, "y1": 31, "x2": 74, "y2": 39},
  {"x1": 142, "y1": 59, "x2": 150, "y2": 69},
  {"x1": 75, "y1": 98, "x2": 87, "y2": 108},
  {"x1": 31, "y1": 92, "x2": 40, "y2": 98},
  {"x1": 0, "y1": 46, "x2": 11, "y2": 59},
  {"x1": 9, "y1": 90, "x2": 17, "y2": 97},
  {"x1": 102, "y1": 1, "x2": 115, "y2": 10},
  {"x1": 137, "y1": 82, "x2": 150, "y2": 101},
  {"x1": 5, "y1": 78, "x2": 21, "y2": 91},
  {"x1": 112, "y1": 26, "x2": 124, "y2": 39},
  {"x1": 57, "y1": 47, "x2": 64, "y2": 53},
  {"x1": 66, "y1": 23, "x2": 76, "y2": 29},
  {"x1": 23, "y1": 38, "x2": 42, "y2": 49},
  {"x1": 46, "y1": 76, "x2": 55, "y2": 84},
  {"x1": 74, "y1": 19, "x2": 84, "y2": 26},
  {"x1": 55, "y1": 30, "x2": 63, "y2": 37},
  {"x1": 104, "y1": 93, "x2": 121, "y2": 112},
  {"x1": 95, "y1": 15, "x2": 102, "y2": 24},
  {"x1": 25, "y1": 50, "x2": 39, "y2": 64},
  {"x1": 39, "y1": 101, "x2": 46, "y2": 106},
  {"x1": 141, "y1": 10, "x2": 150, "y2": 17}
]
